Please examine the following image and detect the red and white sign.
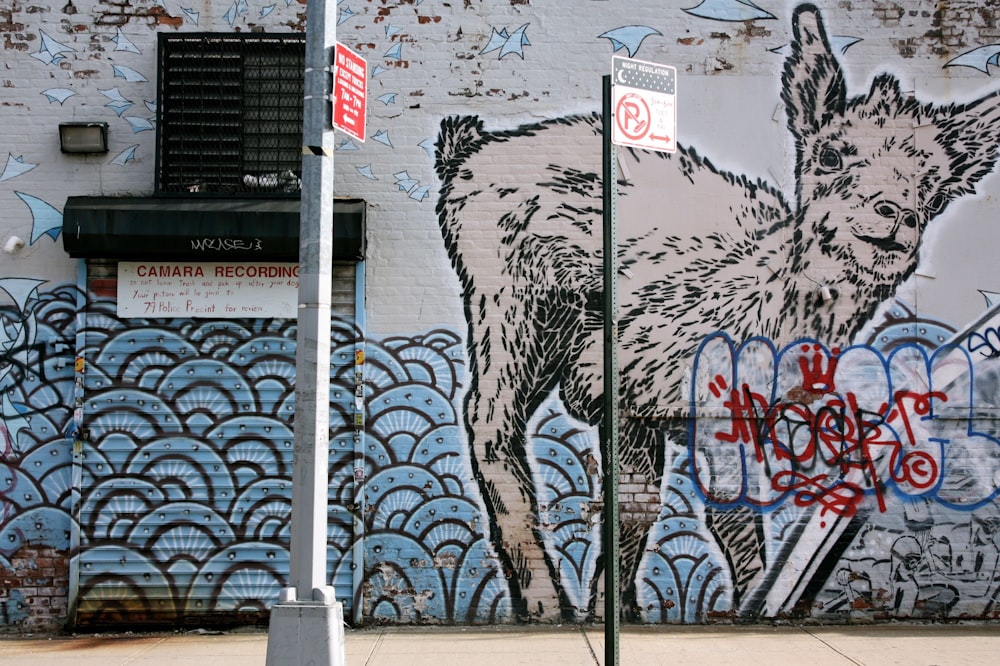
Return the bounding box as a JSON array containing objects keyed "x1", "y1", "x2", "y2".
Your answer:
[
  {"x1": 611, "y1": 56, "x2": 676, "y2": 153},
  {"x1": 333, "y1": 42, "x2": 367, "y2": 142}
]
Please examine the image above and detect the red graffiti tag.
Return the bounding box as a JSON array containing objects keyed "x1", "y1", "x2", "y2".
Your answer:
[{"x1": 695, "y1": 368, "x2": 943, "y2": 520}]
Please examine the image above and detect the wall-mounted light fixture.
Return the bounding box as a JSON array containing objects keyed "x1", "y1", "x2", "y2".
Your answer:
[{"x1": 59, "y1": 122, "x2": 109, "y2": 154}]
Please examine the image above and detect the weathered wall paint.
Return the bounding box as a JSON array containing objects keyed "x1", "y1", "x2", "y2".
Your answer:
[
  {"x1": 0, "y1": 281, "x2": 76, "y2": 630},
  {"x1": 4, "y1": 0, "x2": 1000, "y2": 630}
]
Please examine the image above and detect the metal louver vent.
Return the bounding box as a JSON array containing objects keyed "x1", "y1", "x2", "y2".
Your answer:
[{"x1": 156, "y1": 33, "x2": 305, "y2": 196}]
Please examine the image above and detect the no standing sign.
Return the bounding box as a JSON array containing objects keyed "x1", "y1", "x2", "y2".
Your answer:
[
  {"x1": 611, "y1": 55, "x2": 676, "y2": 153},
  {"x1": 333, "y1": 42, "x2": 367, "y2": 142}
]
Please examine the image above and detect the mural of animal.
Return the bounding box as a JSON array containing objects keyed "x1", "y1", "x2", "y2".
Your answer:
[{"x1": 434, "y1": 3, "x2": 1000, "y2": 621}]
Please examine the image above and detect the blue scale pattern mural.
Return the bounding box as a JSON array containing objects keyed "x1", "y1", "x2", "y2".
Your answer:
[
  {"x1": 3, "y1": 279, "x2": 714, "y2": 626},
  {"x1": 75, "y1": 294, "x2": 358, "y2": 625}
]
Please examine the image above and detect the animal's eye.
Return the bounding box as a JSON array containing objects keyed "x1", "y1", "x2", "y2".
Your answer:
[
  {"x1": 874, "y1": 202, "x2": 897, "y2": 218},
  {"x1": 923, "y1": 191, "x2": 949, "y2": 216},
  {"x1": 818, "y1": 146, "x2": 842, "y2": 170}
]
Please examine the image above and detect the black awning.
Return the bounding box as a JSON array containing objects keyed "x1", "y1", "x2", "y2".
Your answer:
[{"x1": 62, "y1": 196, "x2": 365, "y2": 261}]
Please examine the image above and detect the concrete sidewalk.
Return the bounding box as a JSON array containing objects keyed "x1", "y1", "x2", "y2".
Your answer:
[{"x1": 1, "y1": 623, "x2": 997, "y2": 665}]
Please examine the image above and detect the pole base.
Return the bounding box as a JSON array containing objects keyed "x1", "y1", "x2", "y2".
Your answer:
[{"x1": 266, "y1": 600, "x2": 345, "y2": 666}]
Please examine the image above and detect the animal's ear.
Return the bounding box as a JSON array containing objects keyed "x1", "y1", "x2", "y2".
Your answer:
[
  {"x1": 781, "y1": 4, "x2": 847, "y2": 140},
  {"x1": 435, "y1": 115, "x2": 486, "y2": 181},
  {"x1": 919, "y1": 93, "x2": 1000, "y2": 208}
]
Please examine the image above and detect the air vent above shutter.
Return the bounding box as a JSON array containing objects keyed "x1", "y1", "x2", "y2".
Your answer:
[{"x1": 157, "y1": 33, "x2": 306, "y2": 196}]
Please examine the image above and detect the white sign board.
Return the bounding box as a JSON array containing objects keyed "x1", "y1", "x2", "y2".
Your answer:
[
  {"x1": 118, "y1": 262, "x2": 300, "y2": 318},
  {"x1": 611, "y1": 56, "x2": 677, "y2": 153}
]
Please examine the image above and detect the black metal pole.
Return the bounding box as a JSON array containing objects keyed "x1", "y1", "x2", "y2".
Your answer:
[{"x1": 602, "y1": 73, "x2": 621, "y2": 666}]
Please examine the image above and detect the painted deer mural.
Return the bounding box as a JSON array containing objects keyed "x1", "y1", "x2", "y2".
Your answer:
[{"x1": 435, "y1": 4, "x2": 1000, "y2": 620}]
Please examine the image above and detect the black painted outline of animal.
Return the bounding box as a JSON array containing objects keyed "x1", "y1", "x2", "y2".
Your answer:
[{"x1": 434, "y1": 3, "x2": 1000, "y2": 621}]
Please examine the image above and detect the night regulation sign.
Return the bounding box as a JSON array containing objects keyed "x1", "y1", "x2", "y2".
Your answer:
[
  {"x1": 333, "y1": 42, "x2": 367, "y2": 142},
  {"x1": 611, "y1": 55, "x2": 676, "y2": 153}
]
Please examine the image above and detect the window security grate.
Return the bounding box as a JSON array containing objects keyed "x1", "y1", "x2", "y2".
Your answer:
[{"x1": 156, "y1": 33, "x2": 305, "y2": 196}]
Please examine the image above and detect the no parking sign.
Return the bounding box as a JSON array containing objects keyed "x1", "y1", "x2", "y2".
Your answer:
[{"x1": 611, "y1": 55, "x2": 676, "y2": 153}]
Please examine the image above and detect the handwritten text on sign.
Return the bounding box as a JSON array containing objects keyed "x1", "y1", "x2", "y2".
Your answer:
[{"x1": 118, "y1": 262, "x2": 300, "y2": 318}]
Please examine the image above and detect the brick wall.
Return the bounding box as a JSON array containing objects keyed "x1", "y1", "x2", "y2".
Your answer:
[
  {"x1": 0, "y1": 546, "x2": 70, "y2": 633},
  {"x1": 4, "y1": 0, "x2": 1000, "y2": 630}
]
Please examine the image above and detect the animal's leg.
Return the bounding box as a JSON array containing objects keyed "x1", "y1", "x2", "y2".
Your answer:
[
  {"x1": 585, "y1": 416, "x2": 667, "y2": 621},
  {"x1": 618, "y1": 419, "x2": 667, "y2": 619},
  {"x1": 466, "y1": 376, "x2": 573, "y2": 620},
  {"x1": 704, "y1": 504, "x2": 767, "y2": 615},
  {"x1": 464, "y1": 292, "x2": 587, "y2": 620},
  {"x1": 689, "y1": 423, "x2": 767, "y2": 614}
]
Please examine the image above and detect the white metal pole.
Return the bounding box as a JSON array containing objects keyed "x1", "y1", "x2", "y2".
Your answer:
[
  {"x1": 266, "y1": 0, "x2": 344, "y2": 662},
  {"x1": 288, "y1": 0, "x2": 335, "y2": 602}
]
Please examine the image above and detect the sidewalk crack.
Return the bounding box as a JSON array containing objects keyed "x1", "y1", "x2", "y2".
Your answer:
[
  {"x1": 799, "y1": 626, "x2": 865, "y2": 666},
  {"x1": 121, "y1": 635, "x2": 169, "y2": 665},
  {"x1": 364, "y1": 630, "x2": 386, "y2": 666},
  {"x1": 579, "y1": 625, "x2": 601, "y2": 666}
]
